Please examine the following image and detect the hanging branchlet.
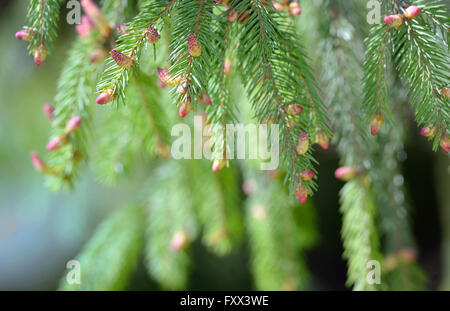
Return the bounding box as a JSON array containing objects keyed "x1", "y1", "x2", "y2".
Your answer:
[
  {"x1": 364, "y1": 1, "x2": 450, "y2": 151},
  {"x1": 97, "y1": 0, "x2": 176, "y2": 105},
  {"x1": 22, "y1": 0, "x2": 64, "y2": 66},
  {"x1": 232, "y1": 0, "x2": 330, "y2": 203}
]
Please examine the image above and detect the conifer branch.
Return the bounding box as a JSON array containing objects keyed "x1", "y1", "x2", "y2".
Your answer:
[
  {"x1": 233, "y1": 0, "x2": 330, "y2": 200},
  {"x1": 244, "y1": 170, "x2": 312, "y2": 290},
  {"x1": 340, "y1": 180, "x2": 382, "y2": 291},
  {"x1": 26, "y1": 0, "x2": 64, "y2": 61},
  {"x1": 145, "y1": 161, "x2": 199, "y2": 289},
  {"x1": 59, "y1": 205, "x2": 145, "y2": 290},
  {"x1": 96, "y1": 0, "x2": 176, "y2": 104},
  {"x1": 44, "y1": 38, "x2": 97, "y2": 190},
  {"x1": 189, "y1": 161, "x2": 244, "y2": 255}
]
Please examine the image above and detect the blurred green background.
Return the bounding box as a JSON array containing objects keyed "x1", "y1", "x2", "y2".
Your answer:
[{"x1": 0, "y1": 0, "x2": 448, "y2": 290}]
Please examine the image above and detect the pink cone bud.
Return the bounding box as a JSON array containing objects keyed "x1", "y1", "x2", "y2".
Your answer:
[
  {"x1": 273, "y1": 2, "x2": 283, "y2": 11},
  {"x1": 15, "y1": 28, "x2": 34, "y2": 42},
  {"x1": 43, "y1": 104, "x2": 55, "y2": 121},
  {"x1": 370, "y1": 113, "x2": 384, "y2": 136},
  {"x1": 96, "y1": 89, "x2": 114, "y2": 105},
  {"x1": 440, "y1": 87, "x2": 450, "y2": 98},
  {"x1": 146, "y1": 26, "x2": 160, "y2": 43},
  {"x1": 170, "y1": 231, "x2": 189, "y2": 252},
  {"x1": 404, "y1": 6, "x2": 421, "y2": 19},
  {"x1": 179, "y1": 100, "x2": 192, "y2": 118},
  {"x1": 111, "y1": 50, "x2": 134, "y2": 69},
  {"x1": 212, "y1": 158, "x2": 227, "y2": 172},
  {"x1": 46, "y1": 135, "x2": 68, "y2": 151},
  {"x1": 300, "y1": 170, "x2": 315, "y2": 181},
  {"x1": 177, "y1": 81, "x2": 188, "y2": 94},
  {"x1": 420, "y1": 124, "x2": 437, "y2": 138},
  {"x1": 228, "y1": 10, "x2": 237, "y2": 22},
  {"x1": 76, "y1": 15, "x2": 95, "y2": 37},
  {"x1": 224, "y1": 59, "x2": 232, "y2": 76},
  {"x1": 30, "y1": 152, "x2": 46, "y2": 172},
  {"x1": 188, "y1": 33, "x2": 202, "y2": 58},
  {"x1": 334, "y1": 166, "x2": 357, "y2": 181},
  {"x1": 202, "y1": 93, "x2": 212, "y2": 105},
  {"x1": 289, "y1": 2, "x2": 301, "y2": 16},
  {"x1": 81, "y1": 0, "x2": 111, "y2": 37},
  {"x1": 157, "y1": 68, "x2": 182, "y2": 86},
  {"x1": 65, "y1": 116, "x2": 82, "y2": 133},
  {"x1": 157, "y1": 68, "x2": 169, "y2": 84},
  {"x1": 441, "y1": 136, "x2": 450, "y2": 153},
  {"x1": 315, "y1": 130, "x2": 329, "y2": 150},
  {"x1": 384, "y1": 14, "x2": 404, "y2": 29},
  {"x1": 296, "y1": 131, "x2": 309, "y2": 156},
  {"x1": 295, "y1": 184, "x2": 308, "y2": 205},
  {"x1": 287, "y1": 104, "x2": 303, "y2": 115},
  {"x1": 33, "y1": 45, "x2": 47, "y2": 67}
]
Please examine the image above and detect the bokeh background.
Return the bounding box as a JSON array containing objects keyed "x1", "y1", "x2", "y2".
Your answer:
[{"x1": 0, "y1": 0, "x2": 449, "y2": 290}]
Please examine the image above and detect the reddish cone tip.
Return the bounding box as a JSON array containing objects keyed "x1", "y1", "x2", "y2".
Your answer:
[
  {"x1": 202, "y1": 93, "x2": 212, "y2": 106},
  {"x1": 334, "y1": 166, "x2": 357, "y2": 181},
  {"x1": 30, "y1": 152, "x2": 45, "y2": 172},
  {"x1": 287, "y1": 104, "x2": 303, "y2": 115},
  {"x1": 370, "y1": 113, "x2": 384, "y2": 136},
  {"x1": 228, "y1": 10, "x2": 237, "y2": 22},
  {"x1": 188, "y1": 33, "x2": 202, "y2": 58},
  {"x1": 384, "y1": 14, "x2": 404, "y2": 29},
  {"x1": 289, "y1": 2, "x2": 302, "y2": 16},
  {"x1": 212, "y1": 158, "x2": 227, "y2": 172},
  {"x1": 43, "y1": 104, "x2": 55, "y2": 121},
  {"x1": 420, "y1": 124, "x2": 437, "y2": 138},
  {"x1": 33, "y1": 45, "x2": 47, "y2": 67},
  {"x1": 224, "y1": 59, "x2": 232, "y2": 76},
  {"x1": 16, "y1": 29, "x2": 33, "y2": 42},
  {"x1": 65, "y1": 116, "x2": 82, "y2": 133},
  {"x1": 96, "y1": 89, "x2": 114, "y2": 105},
  {"x1": 441, "y1": 136, "x2": 450, "y2": 153},
  {"x1": 295, "y1": 184, "x2": 308, "y2": 205},
  {"x1": 440, "y1": 87, "x2": 450, "y2": 98},
  {"x1": 179, "y1": 101, "x2": 192, "y2": 118},
  {"x1": 300, "y1": 170, "x2": 315, "y2": 181},
  {"x1": 146, "y1": 26, "x2": 160, "y2": 43},
  {"x1": 111, "y1": 50, "x2": 134, "y2": 69},
  {"x1": 46, "y1": 136, "x2": 66, "y2": 151},
  {"x1": 76, "y1": 15, "x2": 95, "y2": 37},
  {"x1": 315, "y1": 130, "x2": 329, "y2": 150},
  {"x1": 296, "y1": 131, "x2": 309, "y2": 156},
  {"x1": 405, "y1": 6, "x2": 421, "y2": 19}
]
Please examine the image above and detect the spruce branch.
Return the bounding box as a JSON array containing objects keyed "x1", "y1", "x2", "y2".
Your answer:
[
  {"x1": 233, "y1": 0, "x2": 330, "y2": 201},
  {"x1": 340, "y1": 180, "x2": 382, "y2": 291},
  {"x1": 26, "y1": 0, "x2": 64, "y2": 64},
  {"x1": 145, "y1": 161, "x2": 199, "y2": 289},
  {"x1": 394, "y1": 8, "x2": 450, "y2": 149},
  {"x1": 93, "y1": 71, "x2": 171, "y2": 184},
  {"x1": 188, "y1": 161, "x2": 244, "y2": 255},
  {"x1": 59, "y1": 205, "x2": 145, "y2": 291},
  {"x1": 96, "y1": 0, "x2": 176, "y2": 105},
  {"x1": 362, "y1": 24, "x2": 392, "y2": 128},
  {"x1": 244, "y1": 170, "x2": 312, "y2": 290},
  {"x1": 44, "y1": 38, "x2": 97, "y2": 190}
]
